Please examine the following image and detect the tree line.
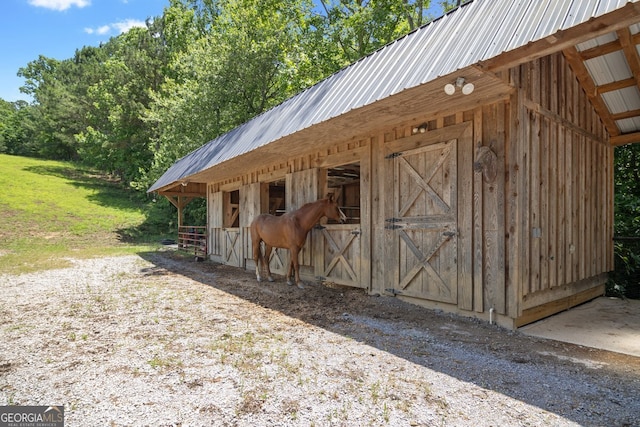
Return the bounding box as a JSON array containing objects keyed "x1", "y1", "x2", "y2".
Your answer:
[
  {"x1": 0, "y1": 0, "x2": 466, "y2": 193},
  {"x1": 2, "y1": 0, "x2": 638, "y2": 238}
]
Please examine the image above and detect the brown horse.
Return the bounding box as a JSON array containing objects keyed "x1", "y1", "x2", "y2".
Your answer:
[{"x1": 250, "y1": 194, "x2": 347, "y2": 288}]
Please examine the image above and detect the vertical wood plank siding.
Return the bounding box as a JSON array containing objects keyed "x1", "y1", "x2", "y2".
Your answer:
[
  {"x1": 203, "y1": 50, "x2": 614, "y2": 327},
  {"x1": 515, "y1": 52, "x2": 613, "y2": 307}
]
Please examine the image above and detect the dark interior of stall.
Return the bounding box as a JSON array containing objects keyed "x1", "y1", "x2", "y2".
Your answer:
[{"x1": 327, "y1": 162, "x2": 360, "y2": 224}]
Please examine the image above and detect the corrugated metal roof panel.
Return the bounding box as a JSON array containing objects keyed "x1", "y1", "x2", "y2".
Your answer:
[
  {"x1": 149, "y1": 0, "x2": 640, "y2": 192},
  {"x1": 602, "y1": 86, "x2": 640, "y2": 113},
  {"x1": 584, "y1": 51, "x2": 633, "y2": 85},
  {"x1": 617, "y1": 117, "x2": 640, "y2": 132}
]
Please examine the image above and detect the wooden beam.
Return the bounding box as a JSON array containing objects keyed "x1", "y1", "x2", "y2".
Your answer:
[
  {"x1": 617, "y1": 27, "x2": 640, "y2": 93},
  {"x1": 562, "y1": 46, "x2": 621, "y2": 136},
  {"x1": 611, "y1": 108, "x2": 640, "y2": 121},
  {"x1": 611, "y1": 131, "x2": 640, "y2": 146},
  {"x1": 479, "y1": 2, "x2": 640, "y2": 72},
  {"x1": 597, "y1": 77, "x2": 637, "y2": 94},
  {"x1": 578, "y1": 39, "x2": 622, "y2": 60},
  {"x1": 159, "y1": 191, "x2": 206, "y2": 197}
]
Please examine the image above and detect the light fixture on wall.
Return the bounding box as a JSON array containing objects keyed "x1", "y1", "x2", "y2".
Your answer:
[
  {"x1": 444, "y1": 77, "x2": 475, "y2": 96},
  {"x1": 412, "y1": 122, "x2": 428, "y2": 134}
]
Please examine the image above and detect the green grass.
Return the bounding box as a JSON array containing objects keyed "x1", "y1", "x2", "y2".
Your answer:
[{"x1": 0, "y1": 154, "x2": 171, "y2": 274}]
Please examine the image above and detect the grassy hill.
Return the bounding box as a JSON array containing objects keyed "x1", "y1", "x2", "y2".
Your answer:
[{"x1": 0, "y1": 154, "x2": 170, "y2": 274}]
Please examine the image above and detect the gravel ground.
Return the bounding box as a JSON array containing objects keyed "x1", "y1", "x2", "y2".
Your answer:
[{"x1": 0, "y1": 251, "x2": 639, "y2": 427}]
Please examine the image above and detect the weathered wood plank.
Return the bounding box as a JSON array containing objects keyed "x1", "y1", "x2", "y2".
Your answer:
[
  {"x1": 457, "y1": 123, "x2": 474, "y2": 311},
  {"x1": 505, "y1": 68, "x2": 521, "y2": 318},
  {"x1": 473, "y1": 108, "x2": 484, "y2": 312},
  {"x1": 539, "y1": 114, "x2": 550, "y2": 292}
]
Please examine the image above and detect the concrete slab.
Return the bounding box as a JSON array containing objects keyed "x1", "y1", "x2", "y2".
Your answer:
[{"x1": 520, "y1": 297, "x2": 640, "y2": 358}]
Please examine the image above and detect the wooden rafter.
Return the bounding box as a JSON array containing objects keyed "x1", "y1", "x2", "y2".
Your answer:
[
  {"x1": 578, "y1": 39, "x2": 623, "y2": 60},
  {"x1": 617, "y1": 28, "x2": 640, "y2": 93},
  {"x1": 611, "y1": 132, "x2": 640, "y2": 147},
  {"x1": 479, "y1": 2, "x2": 640, "y2": 72},
  {"x1": 597, "y1": 77, "x2": 636, "y2": 95},
  {"x1": 612, "y1": 109, "x2": 640, "y2": 121},
  {"x1": 562, "y1": 46, "x2": 621, "y2": 137}
]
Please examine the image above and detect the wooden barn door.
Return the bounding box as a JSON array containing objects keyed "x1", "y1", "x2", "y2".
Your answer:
[
  {"x1": 241, "y1": 183, "x2": 268, "y2": 271},
  {"x1": 222, "y1": 190, "x2": 242, "y2": 267},
  {"x1": 315, "y1": 224, "x2": 363, "y2": 288},
  {"x1": 387, "y1": 139, "x2": 458, "y2": 303},
  {"x1": 208, "y1": 190, "x2": 224, "y2": 263}
]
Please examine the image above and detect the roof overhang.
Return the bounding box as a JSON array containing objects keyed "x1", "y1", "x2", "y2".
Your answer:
[
  {"x1": 149, "y1": 0, "x2": 640, "y2": 195},
  {"x1": 479, "y1": 1, "x2": 640, "y2": 146},
  {"x1": 184, "y1": 67, "x2": 513, "y2": 187}
]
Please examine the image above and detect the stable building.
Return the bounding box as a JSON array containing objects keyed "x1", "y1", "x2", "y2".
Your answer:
[{"x1": 149, "y1": 0, "x2": 640, "y2": 328}]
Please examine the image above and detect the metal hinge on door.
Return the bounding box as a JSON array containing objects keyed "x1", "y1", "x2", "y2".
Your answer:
[
  {"x1": 385, "y1": 151, "x2": 403, "y2": 159},
  {"x1": 385, "y1": 217, "x2": 402, "y2": 230}
]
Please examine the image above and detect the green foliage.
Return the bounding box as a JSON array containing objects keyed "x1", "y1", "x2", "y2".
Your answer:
[
  {"x1": 609, "y1": 144, "x2": 640, "y2": 298},
  {"x1": 614, "y1": 144, "x2": 640, "y2": 236},
  {"x1": 4, "y1": 0, "x2": 436, "y2": 195},
  {"x1": 0, "y1": 99, "x2": 38, "y2": 156},
  {"x1": 316, "y1": 0, "x2": 431, "y2": 63}
]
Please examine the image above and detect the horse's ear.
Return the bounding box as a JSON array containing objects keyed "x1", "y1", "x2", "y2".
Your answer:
[{"x1": 326, "y1": 193, "x2": 334, "y2": 202}]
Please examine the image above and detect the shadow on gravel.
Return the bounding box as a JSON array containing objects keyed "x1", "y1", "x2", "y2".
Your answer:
[{"x1": 139, "y1": 250, "x2": 640, "y2": 426}]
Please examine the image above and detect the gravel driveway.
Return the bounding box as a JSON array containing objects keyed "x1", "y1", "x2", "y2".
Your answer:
[{"x1": 1, "y1": 251, "x2": 639, "y2": 426}]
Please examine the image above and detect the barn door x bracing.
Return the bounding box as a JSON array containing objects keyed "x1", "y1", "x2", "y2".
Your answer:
[
  {"x1": 388, "y1": 140, "x2": 458, "y2": 303},
  {"x1": 315, "y1": 224, "x2": 363, "y2": 288}
]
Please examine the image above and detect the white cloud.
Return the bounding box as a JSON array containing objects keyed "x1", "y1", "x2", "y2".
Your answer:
[
  {"x1": 112, "y1": 19, "x2": 146, "y2": 34},
  {"x1": 84, "y1": 25, "x2": 111, "y2": 35},
  {"x1": 84, "y1": 19, "x2": 146, "y2": 36},
  {"x1": 28, "y1": 0, "x2": 90, "y2": 11}
]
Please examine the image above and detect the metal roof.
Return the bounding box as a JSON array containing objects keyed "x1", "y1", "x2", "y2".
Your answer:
[{"x1": 149, "y1": 0, "x2": 640, "y2": 193}]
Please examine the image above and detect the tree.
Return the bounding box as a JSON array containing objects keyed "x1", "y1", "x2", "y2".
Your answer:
[
  {"x1": 138, "y1": 0, "x2": 322, "y2": 190},
  {"x1": 0, "y1": 100, "x2": 38, "y2": 156},
  {"x1": 77, "y1": 21, "x2": 168, "y2": 184},
  {"x1": 440, "y1": 0, "x2": 469, "y2": 13},
  {"x1": 315, "y1": 0, "x2": 432, "y2": 65}
]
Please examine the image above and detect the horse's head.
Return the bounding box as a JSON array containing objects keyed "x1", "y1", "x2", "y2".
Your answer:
[{"x1": 324, "y1": 193, "x2": 347, "y2": 223}]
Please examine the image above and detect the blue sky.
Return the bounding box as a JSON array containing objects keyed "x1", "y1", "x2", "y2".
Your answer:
[
  {"x1": 1, "y1": 0, "x2": 168, "y2": 102},
  {"x1": 1, "y1": 0, "x2": 445, "y2": 103}
]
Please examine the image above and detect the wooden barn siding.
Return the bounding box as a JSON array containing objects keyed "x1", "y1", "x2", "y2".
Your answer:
[
  {"x1": 203, "y1": 97, "x2": 512, "y2": 319},
  {"x1": 204, "y1": 53, "x2": 613, "y2": 326},
  {"x1": 371, "y1": 107, "x2": 508, "y2": 316},
  {"x1": 510, "y1": 52, "x2": 613, "y2": 322}
]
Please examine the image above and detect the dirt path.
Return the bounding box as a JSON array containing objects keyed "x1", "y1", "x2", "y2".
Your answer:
[{"x1": 1, "y1": 251, "x2": 639, "y2": 426}]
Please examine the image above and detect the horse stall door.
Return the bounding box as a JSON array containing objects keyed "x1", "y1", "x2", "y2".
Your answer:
[
  {"x1": 222, "y1": 189, "x2": 242, "y2": 267},
  {"x1": 314, "y1": 164, "x2": 364, "y2": 288},
  {"x1": 241, "y1": 182, "x2": 268, "y2": 271},
  {"x1": 387, "y1": 140, "x2": 458, "y2": 303},
  {"x1": 315, "y1": 224, "x2": 363, "y2": 288},
  {"x1": 209, "y1": 190, "x2": 224, "y2": 263}
]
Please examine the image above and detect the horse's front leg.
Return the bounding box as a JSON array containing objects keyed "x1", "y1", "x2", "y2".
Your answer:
[{"x1": 263, "y1": 245, "x2": 274, "y2": 282}]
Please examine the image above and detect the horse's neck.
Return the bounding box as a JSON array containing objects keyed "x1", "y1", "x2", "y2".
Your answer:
[{"x1": 293, "y1": 201, "x2": 325, "y2": 231}]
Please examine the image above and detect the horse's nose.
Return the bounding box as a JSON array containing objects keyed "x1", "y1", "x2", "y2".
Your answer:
[{"x1": 339, "y1": 209, "x2": 347, "y2": 223}]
